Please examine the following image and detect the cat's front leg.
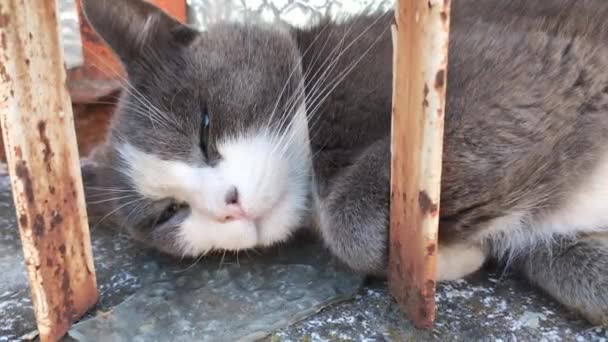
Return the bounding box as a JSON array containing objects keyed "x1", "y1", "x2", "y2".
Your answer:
[
  {"x1": 318, "y1": 138, "x2": 391, "y2": 275},
  {"x1": 317, "y1": 137, "x2": 488, "y2": 279},
  {"x1": 518, "y1": 233, "x2": 608, "y2": 326}
]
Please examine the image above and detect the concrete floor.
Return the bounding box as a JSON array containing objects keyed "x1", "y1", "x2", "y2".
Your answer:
[{"x1": 0, "y1": 165, "x2": 606, "y2": 341}]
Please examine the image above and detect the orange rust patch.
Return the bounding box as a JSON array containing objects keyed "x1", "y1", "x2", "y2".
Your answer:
[
  {"x1": 15, "y1": 161, "x2": 34, "y2": 203},
  {"x1": 33, "y1": 214, "x2": 45, "y2": 238},
  {"x1": 435, "y1": 69, "x2": 445, "y2": 89},
  {"x1": 37, "y1": 120, "x2": 54, "y2": 166},
  {"x1": 426, "y1": 243, "x2": 436, "y2": 256},
  {"x1": 0, "y1": 8, "x2": 9, "y2": 28}
]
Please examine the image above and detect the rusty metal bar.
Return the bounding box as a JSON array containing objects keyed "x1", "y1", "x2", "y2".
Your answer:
[
  {"x1": 69, "y1": 0, "x2": 187, "y2": 103},
  {"x1": 0, "y1": 1, "x2": 98, "y2": 340},
  {"x1": 388, "y1": 0, "x2": 451, "y2": 329}
]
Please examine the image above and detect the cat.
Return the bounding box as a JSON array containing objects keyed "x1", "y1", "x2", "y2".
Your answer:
[{"x1": 80, "y1": 0, "x2": 608, "y2": 325}]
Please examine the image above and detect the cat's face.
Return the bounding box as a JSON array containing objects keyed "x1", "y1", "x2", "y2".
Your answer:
[{"x1": 82, "y1": 0, "x2": 313, "y2": 256}]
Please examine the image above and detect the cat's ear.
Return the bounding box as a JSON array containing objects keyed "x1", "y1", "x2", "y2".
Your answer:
[{"x1": 81, "y1": 0, "x2": 198, "y2": 62}]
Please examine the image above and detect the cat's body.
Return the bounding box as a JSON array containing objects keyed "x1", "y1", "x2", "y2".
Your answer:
[{"x1": 82, "y1": 0, "x2": 608, "y2": 325}]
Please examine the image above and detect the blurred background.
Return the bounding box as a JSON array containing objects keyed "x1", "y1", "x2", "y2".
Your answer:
[{"x1": 59, "y1": 0, "x2": 393, "y2": 69}]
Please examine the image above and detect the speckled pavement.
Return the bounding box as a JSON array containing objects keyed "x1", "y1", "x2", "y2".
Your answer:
[{"x1": 0, "y1": 162, "x2": 606, "y2": 341}]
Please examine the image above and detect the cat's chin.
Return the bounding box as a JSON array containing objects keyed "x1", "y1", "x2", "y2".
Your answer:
[
  {"x1": 172, "y1": 192, "x2": 305, "y2": 256},
  {"x1": 176, "y1": 212, "x2": 260, "y2": 256}
]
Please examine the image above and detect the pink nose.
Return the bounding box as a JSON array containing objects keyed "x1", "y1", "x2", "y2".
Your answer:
[{"x1": 222, "y1": 187, "x2": 246, "y2": 221}]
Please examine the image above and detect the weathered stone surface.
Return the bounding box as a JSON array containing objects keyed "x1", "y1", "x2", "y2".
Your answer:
[
  {"x1": 0, "y1": 172, "x2": 35, "y2": 342},
  {"x1": 68, "y1": 244, "x2": 362, "y2": 342},
  {"x1": 271, "y1": 271, "x2": 608, "y2": 341}
]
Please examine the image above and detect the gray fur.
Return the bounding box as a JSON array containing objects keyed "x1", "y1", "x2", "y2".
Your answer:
[
  {"x1": 318, "y1": 137, "x2": 390, "y2": 276},
  {"x1": 518, "y1": 235, "x2": 608, "y2": 326},
  {"x1": 81, "y1": 0, "x2": 608, "y2": 325}
]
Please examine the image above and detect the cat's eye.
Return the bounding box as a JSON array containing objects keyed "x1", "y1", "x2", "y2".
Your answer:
[
  {"x1": 157, "y1": 203, "x2": 180, "y2": 225},
  {"x1": 155, "y1": 201, "x2": 189, "y2": 227},
  {"x1": 200, "y1": 104, "x2": 210, "y2": 157}
]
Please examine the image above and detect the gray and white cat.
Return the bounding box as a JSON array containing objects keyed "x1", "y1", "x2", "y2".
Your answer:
[{"x1": 81, "y1": 0, "x2": 608, "y2": 325}]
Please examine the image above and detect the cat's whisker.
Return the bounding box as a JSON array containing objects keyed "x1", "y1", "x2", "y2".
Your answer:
[
  {"x1": 83, "y1": 97, "x2": 172, "y2": 130},
  {"x1": 270, "y1": 79, "x2": 310, "y2": 148},
  {"x1": 249, "y1": 248, "x2": 263, "y2": 256},
  {"x1": 137, "y1": 50, "x2": 185, "y2": 129},
  {"x1": 301, "y1": 25, "x2": 390, "y2": 151},
  {"x1": 86, "y1": 194, "x2": 140, "y2": 205},
  {"x1": 268, "y1": 14, "x2": 353, "y2": 140},
  {"x1": 97, "y1": 161, "x2": 140, "y2": 182},
  {"x1": 81, "y1": 47, "x2": 177, "y2": 130},
  {"x1": 218, "y1": 250, "x2": 228, "y2": 270},
  {"x1": 174, "y1": 253, "x2": 205, "y2": 273},
  {"x1": 82, "y1": 100, "x2": 119, "y2": 106},
  {"x1": 302, "y1": 12, "x2": 392, "y2": 112},
  {"x1": 303, "y1": 21, "x2": 342, "y2": 82},
  {"x1": 123, "y1": 202, "x2": 150, "y2": 229},
  {"x1": 273, "y1": 14, "x2": 391, "y2": 156},
  {"x1": 83, "y1": 101, "x2": 159, "y2": 121},
  {"x1": 309, "y1": 140, "x2": 331, "y2": 161},
  {"x1": 266, "y1": 59, "x2": 301, "y2": 131},
  {"x1": 268, "y1": 91, "x2": 306, "y2": 156},
  {"x1": 270, "y1": 84, "x2": 304, "y2": 143},
  {"x1": 267, "y1": 84, "x2": 307, "y2": 151},
  {"x1": 84, "y1": 186, "x2": 138, "y2": 193},
  {"x1": 169, "y1": 86, "x2": 188, "y2": 126},
  {"x1": 295, "y1": 13, "x2": 384, "y2": 116},
  {"x1": 92, "y1": 197, "x2": 145, "y2": 230},
  {"x1": 279, "y1": 32, "x2": 386, "y2": 160},
  {"x1": 266, "y1": 18, "x2": 334, "y2": 131},
  {"x1": 110, "y1": 102, "x2": 167, "y2": 119},
  {"x1": 242, "y1": 249, "x2": 254, "y2": 260},
  {"x1": 270, "y1": 88, "x2": 307, "y2": 155},
  {"x1": 85, "y1": 192, "x2": 137, "y2": 199},
  {"x1": 298, "y1": 12, "x2": 363, "y2": 102},
  {"x1": 85, "y1": 193, "x2": 138, "y2": 202}
]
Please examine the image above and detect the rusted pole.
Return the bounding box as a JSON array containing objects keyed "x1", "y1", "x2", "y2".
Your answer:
[
  {"x1": 0, "y1": 1, "x2": 98, "y2": 341},
  {"x1": 69, "y1": 0, "x2": 187, "y2": 103},
  {"x1": 388, "y1": 0, "x2": 451, "y2": 329}
]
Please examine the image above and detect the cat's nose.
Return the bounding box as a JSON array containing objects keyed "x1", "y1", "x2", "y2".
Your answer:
[
  {"x1": 224, "y1": 186, "x2": 239, "y2": 205},
  {"x1": 222, "y1": 186, "x2": 246, "y2": 221}
]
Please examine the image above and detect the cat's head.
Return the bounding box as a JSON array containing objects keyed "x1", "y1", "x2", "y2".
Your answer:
[{"x1": 81, "y1": 0, "x2": 313, "y2": 257}]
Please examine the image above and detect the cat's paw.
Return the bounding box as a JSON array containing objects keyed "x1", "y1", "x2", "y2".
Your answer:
[
  {"x1": 436, "y1": 243, "x2": 487, "y2": 281},
  {"x1": 317, "y1": 138, "x2": 390, "y2": 275},
  {"x1": 520, "y1": 234, "x2": 608, "y2": 327},
  {"x1": 319, "y1": 197, "x2": 388, "y2": 275}
]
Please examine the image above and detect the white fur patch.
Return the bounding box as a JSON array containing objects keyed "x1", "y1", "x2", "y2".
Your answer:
[
  {"x1": 436, "y1": 243, "x2": 486, "y2": 282},
  {"x1": 117, "y1": 103, "x2": 313, "y2": 256}
]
